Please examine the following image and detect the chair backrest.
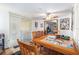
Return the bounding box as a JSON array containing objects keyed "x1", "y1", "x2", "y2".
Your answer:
[
  {"x1": 32, "y1": 31, "x2": 44, "y2": 39},
  {"x1": 17, "y1": 39, "x2": 37, "y2": 55}
]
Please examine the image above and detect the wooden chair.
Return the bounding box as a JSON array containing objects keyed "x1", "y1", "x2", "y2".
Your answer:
[
  {"x1": 32, "y1": 31, "x2": 44, "y2": 39},
  {"x1": 17, "y1": 39, "x2": 38, "y2": 55}
]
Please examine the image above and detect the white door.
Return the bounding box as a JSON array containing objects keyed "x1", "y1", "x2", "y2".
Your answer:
[
  {"x1": 9, "y1": 13, "x2": 32, "y2": 47},
  {"x1": 9, "y1": 13, "x2": 21, "y2": 47}
]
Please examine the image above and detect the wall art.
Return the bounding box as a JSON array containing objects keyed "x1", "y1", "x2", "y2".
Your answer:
[
  {"x1": 35, "y1": 22, "x2": 38, "y2": 28},
  {"x1": 60, "y1": 18, "x2": 70, "y2": 30}
]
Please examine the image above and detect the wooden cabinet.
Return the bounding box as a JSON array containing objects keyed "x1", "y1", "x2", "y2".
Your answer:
[{"x1": 44, "y1": 19, "x2": 58, "y2": 35}]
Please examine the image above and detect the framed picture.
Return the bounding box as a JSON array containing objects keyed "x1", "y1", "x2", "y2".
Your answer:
[
  {"x1": 35, "y1": 22, "x2": 38, "y2": 28},
  {"x1": 40, "y1": 23, "x2": 43, "y2": 27},
  {"x1": 60, "y1": 18, "x2": 70, "y2": 30}
]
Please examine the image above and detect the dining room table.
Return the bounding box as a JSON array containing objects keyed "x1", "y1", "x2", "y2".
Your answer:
[{"x1": 32, "y1": 34, "x2": 79, "y2": 55}]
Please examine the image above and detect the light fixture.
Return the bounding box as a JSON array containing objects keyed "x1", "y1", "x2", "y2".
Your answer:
[
  {"x1": 39, "y1": 13, "x2": 46, "y2": 17},
  {"x1": 47, "y1": 9, "x2": 54, "y2": 13}
]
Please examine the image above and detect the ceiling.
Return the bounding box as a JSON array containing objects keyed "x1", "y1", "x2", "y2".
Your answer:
[{"x1": 2, "y1": 3, "x2": 74, "y2": 19}]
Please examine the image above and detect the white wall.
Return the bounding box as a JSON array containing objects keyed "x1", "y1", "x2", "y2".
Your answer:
[
  {"x1": 0, "y1": 4, "x2": 31, "y2": 48},
  {"x1": 32, "y1": 20, "x2": 44, "y2": 31},
  {"x1": 0, "y1": 9, "x2": 9, "y2": 48},
  {"x1": 9, "y1": 13, "x2": 32, "y2": 47},
  {"x1": 73, "y1": 4, "x2": 79, "y2": 49}
]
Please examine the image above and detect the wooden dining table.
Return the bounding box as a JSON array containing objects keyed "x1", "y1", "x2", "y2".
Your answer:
[{"x1": 32, "y1": 35, "x2": 79, "y2": 55}]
